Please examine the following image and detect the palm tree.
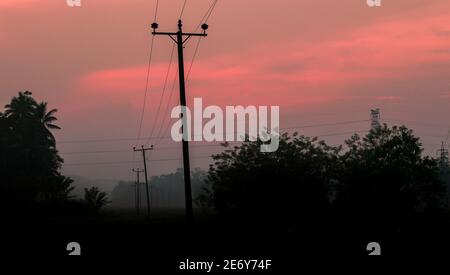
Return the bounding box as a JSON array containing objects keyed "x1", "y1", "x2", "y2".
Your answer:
[
  {"x1": 41, "y1": 175, "x2": 75, "y2": 201},
  {"x1": 1, "y1": 91, "x2": 74, "y2": 207},
  {"x1": 84, "y1": 187, "x2": 112, "y2": 211},
  {"x1": 35, "y1": 102, "x2": 61, "y2": 144},
  {"x1": 4, "y1": 91, "x2": 36, "y2": 120}
]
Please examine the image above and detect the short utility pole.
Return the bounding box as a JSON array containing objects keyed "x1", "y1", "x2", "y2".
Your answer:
[
  {"x1": 133, "y1": 145, "x2": 154, "y2": 219},
  {"x1": 132, "y1": 168, "x2": 144, "y2": 216}
]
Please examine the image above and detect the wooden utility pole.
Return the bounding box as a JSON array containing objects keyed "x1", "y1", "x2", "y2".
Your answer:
[
  {"x1": 132, "y1": 168, "x2": 144, "y2": 216},
  {"x1": 151, "y1": 20, "x2": 209, "y2": 222},
  {"x1": 133, "y1": 145, "x2": 154, "y2": 219}
]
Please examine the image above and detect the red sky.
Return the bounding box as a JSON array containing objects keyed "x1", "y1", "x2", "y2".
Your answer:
[{"x1": 1, "y1": 0, "x2": 450, "y2": 183}]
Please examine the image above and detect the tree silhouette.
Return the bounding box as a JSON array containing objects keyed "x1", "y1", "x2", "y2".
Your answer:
[
  {"x1": 0, "y1": 91, "x2": 73, "y2": 212},
  {"x1": 335, "y1": 124, "x2": 446, "y2": 228},
  {"x1": 84, "y1": 187, "x2": 111, "y2": 212},
  {"x1": 201, "y1": 134, "x2": 339, "y2": 226},
  {"x1": 4, "y1": 91, "x2": 35, "y2": 121},
  {"x1": 201, "y1": 126, "x2": 446, "y2": 229},
  {"x1": 111, "y1": 169, "x2": 207, "y2": 209},
  {"x1": 35, "y1": 102, "x2": 61, "y2": 145}
]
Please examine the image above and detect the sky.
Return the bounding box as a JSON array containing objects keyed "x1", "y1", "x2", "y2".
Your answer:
[{"x1": 1, "y1": 0, "x2": 450, "y2": 185}]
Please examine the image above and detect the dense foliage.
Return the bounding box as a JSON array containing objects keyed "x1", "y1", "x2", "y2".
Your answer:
[
  {"x1": 201, "y1": 126, "x2": 447, "y2": 228},
  {"x1": 0, "y1": 92, "x2": 110, "y2": 215},
  {"x1": 0, "y1": 91, "x2": 73, "y2": 211}
]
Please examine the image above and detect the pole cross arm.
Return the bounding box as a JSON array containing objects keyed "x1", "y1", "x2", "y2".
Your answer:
[
  {"x1": 181, "y1": 33, "x2": 208, "y2": 37},
  {"x1": 152, "y1": 32, "x2": 207, "y2": 44},
  {"x1": 152, "y1": 31, "x2": 207, "y2": 36},
  {"x1": 151, "y1": 20, "x2": 208, "y2": 45}
]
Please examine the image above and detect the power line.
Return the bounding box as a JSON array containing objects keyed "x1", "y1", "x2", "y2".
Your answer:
[
  {"x1": 135, "y1": 0, "x2": 160, "y2": 145},
  {"x1": 66, "y1": 143, "x2": 449, "y2": 166},
  {"x1": 133, "y1": 0, "x2": 160, "y2": 182},
  {"x1": 186, "y1": 37, "x2": 202, "y2": 83},
  {"x1": 151, "y1": 18, "x2": 211, "y2": 221},
  {"x1": 316, "y1": 130, "x2": 368, "y2": 138},
  {"x1": 415, "y1": 132, "x2": 450, "y2": 139},
  {"x1": 145, "y1": 43, "x2": 176, "y2": 146},
  {"x1": 155, "y1": 109, "x2": 367, "y2": 151},
  {"x1": 185, "y1": 0, "x2": 218, "y2": 46},
  {"x1": 204, "y1": 0, "x2": 218, "y2": 23},
  {"x1": 179, "y1": 0, "x2": 188, "y2": 19},
  {"x1": 184, "y1": 0, "x2": 218, "y2": 79},
  {"x1": 59, "y1": 119, "x2": 371, "y2": 144},
  {"x1": 136, "y1": 36, "x2": 156, "y2": 145},
  {"x1": 60, "y1": 130, "x2": 369, "y2": 156},
  {"x1": 154, "y1": 0, "x2": 160, "y2": 22},
  {"x1": 150, "y1": 0, "x2": 207, "y2": 149},
  {"x1": 153, "y1": 69, "x2": 179, "y2": 148},
  {"x1": 61, "y1": 143, "x2": 233, "y2": 155},
  {"x1": 197, "y1": 0, "x2": 218, "y2": 31},
  {"x1": 63, "y1": 131, "x2": 370, "y2": 167},
  {"x1": 64, "y1": 156, "x2": 212, "y2": 167},
  {"x1": 282, "y1": 119, "x2": 369, "y2": 130},
  {"x1": 382, "y1": 118, "x2": 450, "y2": 129},
  {"x1": 295, "y1": 109, "x2": 367, "y2": 119},
  {"x1": 152, "y1": 1, "x2": 219, "y2": 146}
]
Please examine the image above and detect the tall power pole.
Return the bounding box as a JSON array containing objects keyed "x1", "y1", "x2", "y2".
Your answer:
[
  {"x1": 133, "y1": 145, "x2": 154, "y2": 219},
  {"x1": 438, "y1": 141, "x2": 449, "y2": 171},
  {"x1": 151, "y1": 20, "x2": 209, "y2": 222},
  {"x1": 132, "y1": 168, "x2": 144, "y2": 216},
  {"x1": 437, "y1": 130, "x2": 450, "y2": 172},
  {"x1": 370, "y1": 108, "x2": 381, "y2": 130}
]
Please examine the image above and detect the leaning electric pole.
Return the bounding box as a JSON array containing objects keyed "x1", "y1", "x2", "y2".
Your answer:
[
  {"x1": 132, "y1": 168, "x2": 144, "y2": 216},
  {"x1": 151, "y1": 20, "x2": 209, "y2": 222},
  {"x1": 133, "y1": 145, "x2": 154, "y2": 219}
]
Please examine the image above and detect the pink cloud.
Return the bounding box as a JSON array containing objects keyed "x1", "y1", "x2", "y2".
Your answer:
[
  {"x1": 375, "y1": 96, "x2": 403, "y2": 101},
  {"x1": 0, "y1": 0, "x2": 36, "y2": 6},
  {"x1": 436, "y1": 93, "x2": 450, "y2": 99},
  {"x1": 68, "y1": 11, "x2": 450, "y2": 116}
]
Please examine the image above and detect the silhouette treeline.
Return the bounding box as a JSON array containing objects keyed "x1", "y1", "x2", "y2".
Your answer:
[
  {"x1": 199, "y1": 126, "x2": 448, "y2": 230},
  {"x1": 111, "y1": 169, "x2": 207, "y2": 209},
  {"x1": 0, "y1": 92, "x2": 109, "y2": 216},
  {"x1": 2, "y1": 91, "x2": 447, "y2": 231}
]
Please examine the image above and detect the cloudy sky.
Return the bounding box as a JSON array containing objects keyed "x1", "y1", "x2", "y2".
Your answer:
[{"x1": 1, "y1": 0, "x2": 450, "y2": 182}]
